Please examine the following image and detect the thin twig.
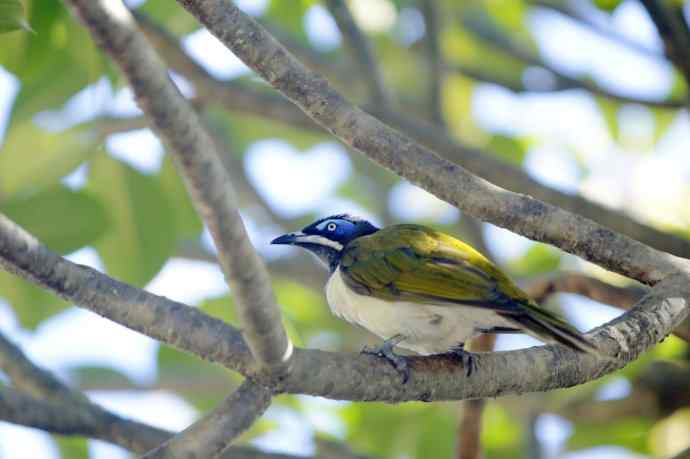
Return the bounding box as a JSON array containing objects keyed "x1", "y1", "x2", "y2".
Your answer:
[
  {"x1": 528, "y1": 0, "x2": 664, "y2": 60},
  {"x1": 640, "y1": 0, "x2": 690, "y2": 86},
  {"x1": 66, "y1": 0, "x2": 291, "y2": 375},
  {"x1": 456, "y1": 334, "x2": 495, "y2": 459},
  {"x1": 420, "y1": 0, "x2": 445, "y2": 126},
  {"x1": 143, "y1": 380, "x2": 272, "y2": 459},
  {"x1": 325, "y1": 0, "x2": 390, "y2": 106},
  {"x1": 523, "y1": 272, "x2": 690, "y2": 342},
  {"x1": 460, "y1": 12, "x2": 687, "y2": 109}
]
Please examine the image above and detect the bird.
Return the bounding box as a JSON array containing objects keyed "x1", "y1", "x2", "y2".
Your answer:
[{"x1": 271, "y1": 214, "x2": 599, "y2": 381}]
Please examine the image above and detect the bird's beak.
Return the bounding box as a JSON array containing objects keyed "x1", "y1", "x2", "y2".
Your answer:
[{"x1": 271, "y1": 231, "x2": 306, "y2": 246}]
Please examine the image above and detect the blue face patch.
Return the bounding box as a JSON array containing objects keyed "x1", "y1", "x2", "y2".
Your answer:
[{"x1": 302, "y1": 214, "x2": 379, "y2": 248}]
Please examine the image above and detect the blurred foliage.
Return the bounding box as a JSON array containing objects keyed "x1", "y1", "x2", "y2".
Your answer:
[
  {"x1": 1, "y1": 0, "x2": 690, "y2": 458},
  {"x1": 0, "y1": 0, "x2": 31, "y2": 33}
]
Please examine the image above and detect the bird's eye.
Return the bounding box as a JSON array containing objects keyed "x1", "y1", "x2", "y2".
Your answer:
[{"x1": 327, "y1": 223, "x2": 337, "y2": 231}]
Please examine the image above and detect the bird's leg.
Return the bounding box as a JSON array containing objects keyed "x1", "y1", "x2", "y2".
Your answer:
[
  {"x1": 448, "y1": 343, "x2": 478, "y2": 377},
  {"x1": 362, "y1": 334, "x2": 410, "y2": 383}
]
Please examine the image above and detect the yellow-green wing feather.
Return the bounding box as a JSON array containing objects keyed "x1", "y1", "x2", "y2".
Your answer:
[{"x1": 340, "y1": 224, "x2": 598, "y2": 354}]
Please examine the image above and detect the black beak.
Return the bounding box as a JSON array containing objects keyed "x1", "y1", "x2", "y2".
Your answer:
[{"x1": 271, "y1": 232, "x2": 304, "y2": 245}]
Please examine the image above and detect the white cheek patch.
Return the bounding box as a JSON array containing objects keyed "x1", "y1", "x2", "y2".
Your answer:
[{"x1": 298, "y1": 234, "x2": 343, "y2": 251}]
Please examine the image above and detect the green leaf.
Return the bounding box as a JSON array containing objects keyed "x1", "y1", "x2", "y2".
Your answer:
[
  {"x1": 592, "y1": 0, "x2": 624, "y2": 12},
  {"x1": 157, "y1": 156, "x2": 203, "y2": 240},
  {"x1": 1, "y1": 2, "x2": 107, "y2": 124},
  {"x1": 157, "y1": 344, "x2": 236, "y2": 412},
  {"x1": 53, "y1": 435, "x2": 89, "y2": 459},
  {"x1": 508, "y1": 244, "x2": 561, "y2": 277},
  {"x1": 88, "y1": 154, "x2": 177, "y2": 287},
  {"x1": 0, "y1": 123, "x2": 95, "y2": 198},
  {"x1": 596, "y1": 97, "x2": 620, "y2": 142},
  {"x1": 486, "y1": 134, "x2": 527, "y2": 165},
  {"x1": 568, "y1": 417, "x2": 652, "y2": 454},
  {"x1": 1, "y1": 186, "x2": 109, "y2": 254},
  {"x1": 0, "y1": 0, "x2": 31, "y2": 33}
]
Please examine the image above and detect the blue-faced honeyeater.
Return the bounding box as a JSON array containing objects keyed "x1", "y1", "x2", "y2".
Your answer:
[{"x1": 272, "y1": 214, "x2": 598, "y2": 380}]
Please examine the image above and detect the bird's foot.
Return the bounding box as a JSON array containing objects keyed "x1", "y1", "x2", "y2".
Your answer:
[
  {"x1": 361, "y1": 335, "x2": 410, "y2": 383},
  {"x1": 448, "y1": 345, "x2": 478, "y2": 377}
]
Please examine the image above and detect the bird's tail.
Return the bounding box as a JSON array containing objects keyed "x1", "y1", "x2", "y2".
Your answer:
[{"x1": 502, "y1": 301, "x2": 601, "y2": 356}]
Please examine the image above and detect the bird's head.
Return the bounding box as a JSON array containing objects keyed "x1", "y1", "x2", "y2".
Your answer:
[{"x1": 271, "y1": 214, "x2": 379, "y2": 271}]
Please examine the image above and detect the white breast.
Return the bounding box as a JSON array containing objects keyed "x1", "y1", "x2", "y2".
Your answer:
[{"x1": 325, "y1": 268, "x2": 512, "y2": 355}]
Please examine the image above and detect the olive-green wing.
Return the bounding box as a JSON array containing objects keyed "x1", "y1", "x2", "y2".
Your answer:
[
  {"x1": 339, "y1": 224, "x2": 528, "y2": 309},
  {"x1": 340, "y1": 225, "x2": 598, "y2": 354}
]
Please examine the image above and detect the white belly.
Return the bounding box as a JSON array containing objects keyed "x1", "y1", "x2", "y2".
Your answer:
[{"x1": 325, "y1": 268, "x2": 512, "y2": 355}]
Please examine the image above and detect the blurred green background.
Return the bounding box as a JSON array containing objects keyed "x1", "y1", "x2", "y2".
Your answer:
[{"x1": 1, "y1": 0, "x2": 690, "y2": 458}]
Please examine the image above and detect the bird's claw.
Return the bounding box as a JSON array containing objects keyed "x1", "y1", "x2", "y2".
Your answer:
[
  {"x1": 449, "y1": 347, "x2": 478, "y2": 377},
  {"x1": 361, "y1": 336, "x2": 410, "y2": 383}
]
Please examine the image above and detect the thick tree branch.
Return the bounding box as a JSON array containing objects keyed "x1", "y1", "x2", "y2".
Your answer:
[
  {"x1": 66, "y1": 0, "x2": 291, "y2": 375},
  {"x1": 420, "y1": 0, "x2": 445, "y2": 126},
  {"x1": 143, "y1": 380, "x2": 272, "y2": 459},
  {"x1": 325, "y1": 0, "x2": 390, "y2": 106},
  {"x1": 1, "y1": 210, "x2": 690, "y2": 402},
  {"x1": 136, "y1": 13, "x2": 690, "y2": 262},
  {"x1": 0, "y1": 213, "x2": 254, "y2": 374}
]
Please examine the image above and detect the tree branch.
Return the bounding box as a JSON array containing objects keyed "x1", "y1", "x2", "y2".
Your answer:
[
  {"x1": 325, "y1": 0, "x2": 390, "y2": 106},
  {"x1": 527, "y1": 0, "x2": 665, "y2": 61},
  {"x1": 0, "y1": 333, "x2": 78, "y2": 402},
  {"x1": 420, "y1": 0, "x2": 445, "y2": 126},
  {"x1": 640, "y1": 0, "x2": 690, "y2": 87},
  {"x1": 136, "y1": 13, "x2": 690, "y2": 262},
  {"x1": 0, "y1": 213, "x2": 254, "y2": 374},
  {"x1": 1, "y1": 208, "x2": 689, "y2": 402},
  {"x1": 65, "y1": 0, "x2": 291, "y2": 375},
  {"x1": 460, "y1": 12, "x2": 687, "y2": 109},
  {"x1": 523, "y1": 272, "x2": 690, "y2": 342},
  {"x1": 456, "y1": 334, "x2": 495, "y2": 459},
  {"x1": 0, "y1": 388, "x2": 307, "y2": 459},
  {"x1": 143, "y1": 380, "x2": 272, "y2": 459},
  {"x1": 177, "y1": 0, "x2": 686, "y2": 285},
  {"x1": 0, "y1": 333, "x2": 290, "y2": 459}
]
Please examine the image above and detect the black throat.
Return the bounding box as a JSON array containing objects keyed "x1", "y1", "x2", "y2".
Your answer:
[{"x1": 300, "y1": 243, "x2": 343, "y2": 273}]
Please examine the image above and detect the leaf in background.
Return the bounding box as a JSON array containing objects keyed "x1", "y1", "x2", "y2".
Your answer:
[
  {"x1": 88, "y1": 154, "x2": 177, "y2": 287},
  {"x1": 486, "y1": 134, "x2": 528, "y2": 165},
  {"x1": 0, "y1": 124, "x2": 95, "y2": 198},
  {"x1": 1, "y1": 186, "x2": 108, "y2": 254},
  {"x1": 158, "y1": 155, "x2": 203, "y2": 240},
  {"x1": 0, "y1": 270, "x2": 69, "y2": 329},
  {"x1": 568, "y1": 417, "x2": 652, "y2": 454},
  {"x1": 592, "y1": 0, "x2": 623, "y2": 12},
  {"x1": 649, "y1": 408, "x2": 690, "y2": 458},
  {"x1": 0, "y1": 0, "x2": 31, "y2": 33},
  {"x1": 157, "y1": 344, "x2": 236, "y2": 412},
  {"x1": 651, "y1": 108, "x2": 678, "y2": 146},
  {"x1": 2, "y1": 2, "x2": 106, "y2": 124},
  {"x1": 508, "y1": 244, "x2": 561, "y2": 277},
  {"x1": 53, "y1": 436, "x2": 89, "y2": 459},
  {"x1": 69, "y1": 365, "x2": 134, "y2": 390},
  {"x1": 482, "y1": 403, "x2": 522, "y2": 450}
]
